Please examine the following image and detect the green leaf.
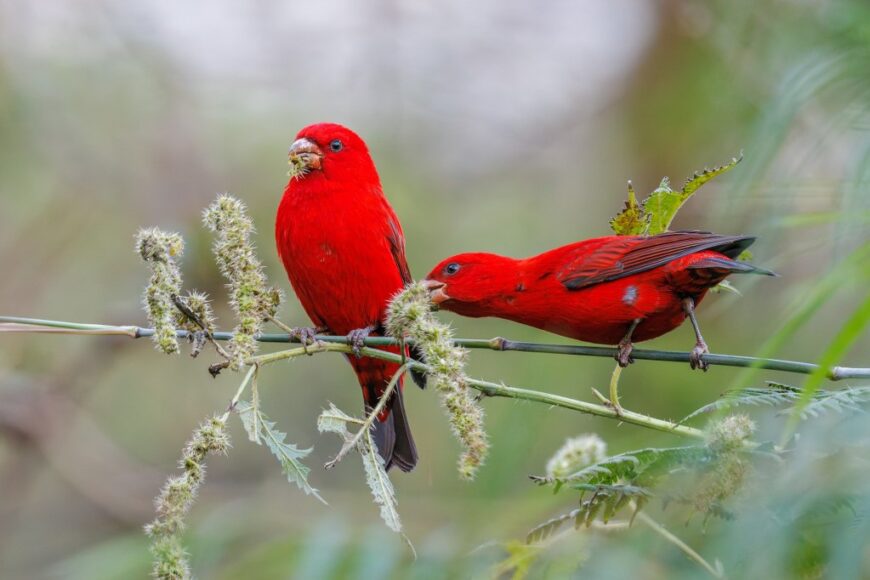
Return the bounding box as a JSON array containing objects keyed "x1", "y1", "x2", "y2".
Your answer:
[
  {"x1": 784, "y1": 385, "x2": 870, "y2": 420},
  {"x1": 609, "y1": 154, "x2": 742, "y2": 236},
  {"x1": 609, "y1": 182, "x2": 649, "y2": 235},
  {"x1": 709, "y1": 280, "x2": 742, "y2": 296},
  {"x1": 680, "y1": 383, "x2": 803, "y2": 423},
  {"x1": 360, "y1": 429, "x2": 403, "y2": 533},
  {"x1": 317, "y1": 404, "x2": 405, "y2": 535},
  {"x1": 316, "y1": 403, "x2": 356, "y2": 436},
  {"x1": 235, "y1": 400, "x2": 325, "y2": 504},
  {"x1": 237, "y1": 401, "x2": 261, "y2": 444},
  {"x1": 532, "y1": 446, "x2": 711, "y2": 488}
]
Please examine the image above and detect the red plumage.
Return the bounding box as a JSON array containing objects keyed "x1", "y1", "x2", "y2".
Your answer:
[
  {"x1": 423, "y1": 231, "x2": 775, "y2": 367},
  {"x1": 275, "y1": 123, "x2": 417, "y2": 472}
]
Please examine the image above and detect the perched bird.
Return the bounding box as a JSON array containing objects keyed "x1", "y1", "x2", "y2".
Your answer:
[
  {"x1": 422, "y1": 231, "x2": 775, "y2": 370},
  {"x1": 276, "y1": 123, "x2": 421, "y2": 472}
]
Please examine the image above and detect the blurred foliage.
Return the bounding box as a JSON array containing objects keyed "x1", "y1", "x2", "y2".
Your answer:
[{"x1": 1, "y1": 0, "x2": 869, "y2": 578}]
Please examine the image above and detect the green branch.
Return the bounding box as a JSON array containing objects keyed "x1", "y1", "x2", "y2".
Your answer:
[{"x1": 2, "y1": 316, "x2": 869, "y2": 381}]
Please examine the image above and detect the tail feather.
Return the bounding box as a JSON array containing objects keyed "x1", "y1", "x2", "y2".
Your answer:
[
  {"x1": 688, "y1": 256, "x2": 778, "y2": 277},
  {"x1": 370, "y1": 386, "x2": 418, "y2": 472}
]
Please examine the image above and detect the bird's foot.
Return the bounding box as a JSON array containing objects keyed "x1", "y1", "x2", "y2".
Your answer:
[
  {"x1": 347, "y1": 325, "x2": 375, "y2": 357},
  {"x1": 615, "y1": 340, "x2": 634, "y2": 367},
  {"x1": 689, "y1": 340, "x2": 709, "y2": 371},
  {"x1": 291, "y1": 326, "x2": 325, "y2": 355}
]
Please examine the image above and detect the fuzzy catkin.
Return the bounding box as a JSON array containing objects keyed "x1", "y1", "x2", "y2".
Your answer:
[
  {"x1": 386, "y1": 282, "x2": 489, "y2": 479},
  {"x1": 202, "y1": 195, "x2": 281, "y2": 370},
  {"x1": 145, "y1": 416, "x2": 230, "y2": 580},
  {"x1": 136, "y1": 228, "x2": 185, "y2": 354}
]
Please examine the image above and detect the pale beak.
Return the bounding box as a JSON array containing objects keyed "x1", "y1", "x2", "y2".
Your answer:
[
  {"x1": 421, "y1": 278, "x2": 450, "y2": 305},
  {"x1": 288, "y1": 138, "x2": 323, "y2": 176}
]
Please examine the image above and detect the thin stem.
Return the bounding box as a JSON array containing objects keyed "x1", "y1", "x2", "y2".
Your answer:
[
  {"x1": 221, "y1": 363, "x2": 259, "y2": 421},
  {"x1": 324, "y1": 362, "x2": 410, "y2": 470},
  {"x1": 249, "y1": 342, "x2": 706, "y2": 439},
  {"x1": 635, "y1": 510, "x2": 724, "y2": 579},
  {"x1": 3, "y1": 316, "x2": 868, "y2": 380}
]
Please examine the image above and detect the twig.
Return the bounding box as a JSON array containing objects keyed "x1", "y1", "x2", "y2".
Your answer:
[
  {"x1": 634, "y1": 509, "x2": 724, "y2": 579},
  {"x1": 3, "y1": 316, "x2": 868, "y2": 380},
  {"x1": 244, "y1": 342, "x2": 705, "y2": 439}
]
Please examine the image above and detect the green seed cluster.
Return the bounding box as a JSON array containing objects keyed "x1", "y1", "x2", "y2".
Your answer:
[
  {"x1": 386, "y1": 282, "x2": 489, "y2": 480},
  {"x1": 545, "y1": 434, "x2": 607, "y2": 480},
  {"x1": 706, "y1": 413, "x2": 755, "y2": 452},
  {"x1": 136, "y1": 228, "x2": 185, "y2": 355},
  {"x1": 202, "y1": 195, "x2": 281, "y2": 370},
  {"x1": 694, "y1": 414, "x2": 756, "y2": 517},
  {"x1": 145, "y1": 416, "x2": 230, "y2": 580}
]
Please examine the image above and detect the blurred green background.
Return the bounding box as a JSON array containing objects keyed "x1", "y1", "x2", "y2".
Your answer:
[{"x1": 1, "y1": 0, "x2": 868, "y2": 578}]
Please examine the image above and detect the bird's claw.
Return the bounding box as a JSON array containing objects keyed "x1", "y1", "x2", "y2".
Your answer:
[
  {"x1": 615, "y1": 341, "x2": 634, "y2": 367},
  {"x1": 689, "y1": 341, "x2": 709, "y2": 371},
  {"x1": 347, "y1": 326, "x2": 375, "y2": 357},
  {"x1": 291, "y1": 327, "x2": 321, "y2": 355}
]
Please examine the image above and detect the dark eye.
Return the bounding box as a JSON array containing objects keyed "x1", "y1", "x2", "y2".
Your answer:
[
  {"x1": 329, "y1": 139, "x2": 343, "y2": 152},
  {"x1": 444, "y1": 262, "x2": 461, "y2": 275}
]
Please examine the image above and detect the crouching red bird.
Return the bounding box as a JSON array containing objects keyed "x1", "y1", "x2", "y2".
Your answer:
[
  {"x1": 423, "y1": 231, "x2": 776, "y2": 369},
  {"x1": 276, "y1": 123, "x2": 422, "y2": 472}
]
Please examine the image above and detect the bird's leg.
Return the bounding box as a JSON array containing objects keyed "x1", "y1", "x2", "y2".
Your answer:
[
  {"x1": 347, "y1": 325, "x2": 376, "y2": 357},
  {"x1": 291, "y1": 325, "x2": 328, "y2": 355},
  {"x1": 615, "y1": 319, "x2": 642, "y2": 367},
  {"x1": 606, "y1": 319, "x2": 642, "y2": 416},
  {"x1": 681, "y1": 297, "x2": 709, "y2": 371}
]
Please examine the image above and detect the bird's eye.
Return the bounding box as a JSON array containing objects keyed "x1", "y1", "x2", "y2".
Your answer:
[
  {"x1": 329, "y1": 139, "x2": 343, "y2": 152},
  {"x1": 444, "y1": 263, "x2": 461, "y2": 275}
]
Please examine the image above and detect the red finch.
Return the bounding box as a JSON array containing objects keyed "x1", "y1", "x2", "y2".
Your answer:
[
  {"x1": 423, "y1": 231, "x2": 775, "y2": 369},
  {"x1": 276, "y1": 123, "x2": 421, "y2": 472}
]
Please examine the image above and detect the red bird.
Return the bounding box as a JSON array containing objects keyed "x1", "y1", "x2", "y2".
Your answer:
[
  {"x1": 276, "y1": 123, "x2": 420, "y2": 472},
  {"x1": 422, "y1": 231, "x2": 775, "y2": 369}
]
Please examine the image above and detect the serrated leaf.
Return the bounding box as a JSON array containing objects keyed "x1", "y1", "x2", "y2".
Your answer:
[
  {"x1": 611, "y1": 154, "x2": 743, "y2": 236},
  {"x1": 235, "y1": 400, "x2": 261, "y2": 444},
  {"x1": 609, "y1": 182, "x2": 649, "y2": 235},
  {"x1": 235, "y1": 401, "x2": 325, "y2": 504},
  {"x1": 360, "y1": 429, "x2": 402, "y2": 533},
  {"x1": 261, "y1": 416, "x2": 325, "y2": 503},
  {"x1": 318, "y1": 403, "x2": 405, "y2": 535},
  {"x1": 316, "y1": 403, "x2": 355, "y2": 436}
]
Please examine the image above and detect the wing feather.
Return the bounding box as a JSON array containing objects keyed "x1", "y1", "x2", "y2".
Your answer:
[{"x1": 558, "y1": 231, "x2": 755, "y2": 290}]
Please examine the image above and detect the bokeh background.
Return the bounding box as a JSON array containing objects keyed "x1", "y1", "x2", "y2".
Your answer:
[{"x1": 1, "y1": 0, "x2": 868, "y2": 577}]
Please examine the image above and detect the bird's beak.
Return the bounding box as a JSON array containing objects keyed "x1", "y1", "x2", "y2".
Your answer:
[
  {"x1": 288, "y1": 138, "x2": 323, "y2": 178},
  {"x1": 422, "y1": 278, "x2": 450, "y2": 306}
]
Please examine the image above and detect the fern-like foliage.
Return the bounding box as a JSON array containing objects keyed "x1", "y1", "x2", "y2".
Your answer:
[
  {"x1": 682, "y1": 383, "x2": 870, "y2": 423},
  {"x1": 526, "y1": 484, "x2": 652, "y2": 544},
  {"x1": 681, "y1": 382, "x2": 803, "y2": 423},
  {"x1": 531, "y1": 446, "x2": 713, "y2": 490},
  {"x1": 784, "y1": 385, "x2": 870, "y2": 419}
]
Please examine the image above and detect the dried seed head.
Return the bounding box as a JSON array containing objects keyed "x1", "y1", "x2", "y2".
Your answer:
[
  {"x1": 146, "y1": 415, "x2": 229, "y2": 580},
  {"x1": 546, "y1": 434, "x2": 608, "y2": 480},
  {"x1": 202, "y1": 194, "x2": 282, "y2": 369},
  {"x1": 136, "y1": 228, "x2": 185, "y2": 355},
  {"x1": 387, "y1": 281, "x2": 489, "y2": 479}
]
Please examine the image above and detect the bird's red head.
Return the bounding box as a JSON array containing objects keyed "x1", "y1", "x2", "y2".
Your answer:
[
  {"x1": 287, "y1": 123, "x2": 379, "y2": 185},
  {"x1": 422, "y1": 253, "x2": 517, "y2": 317}
]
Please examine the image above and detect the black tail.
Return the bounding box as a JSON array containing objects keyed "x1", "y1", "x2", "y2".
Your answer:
[
  {"x1": 688, "y1": 256, "x2": 778, "y2": 277},
  {"x1": 371, "y1": 387, "x2": 418, "y2": 472}
]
